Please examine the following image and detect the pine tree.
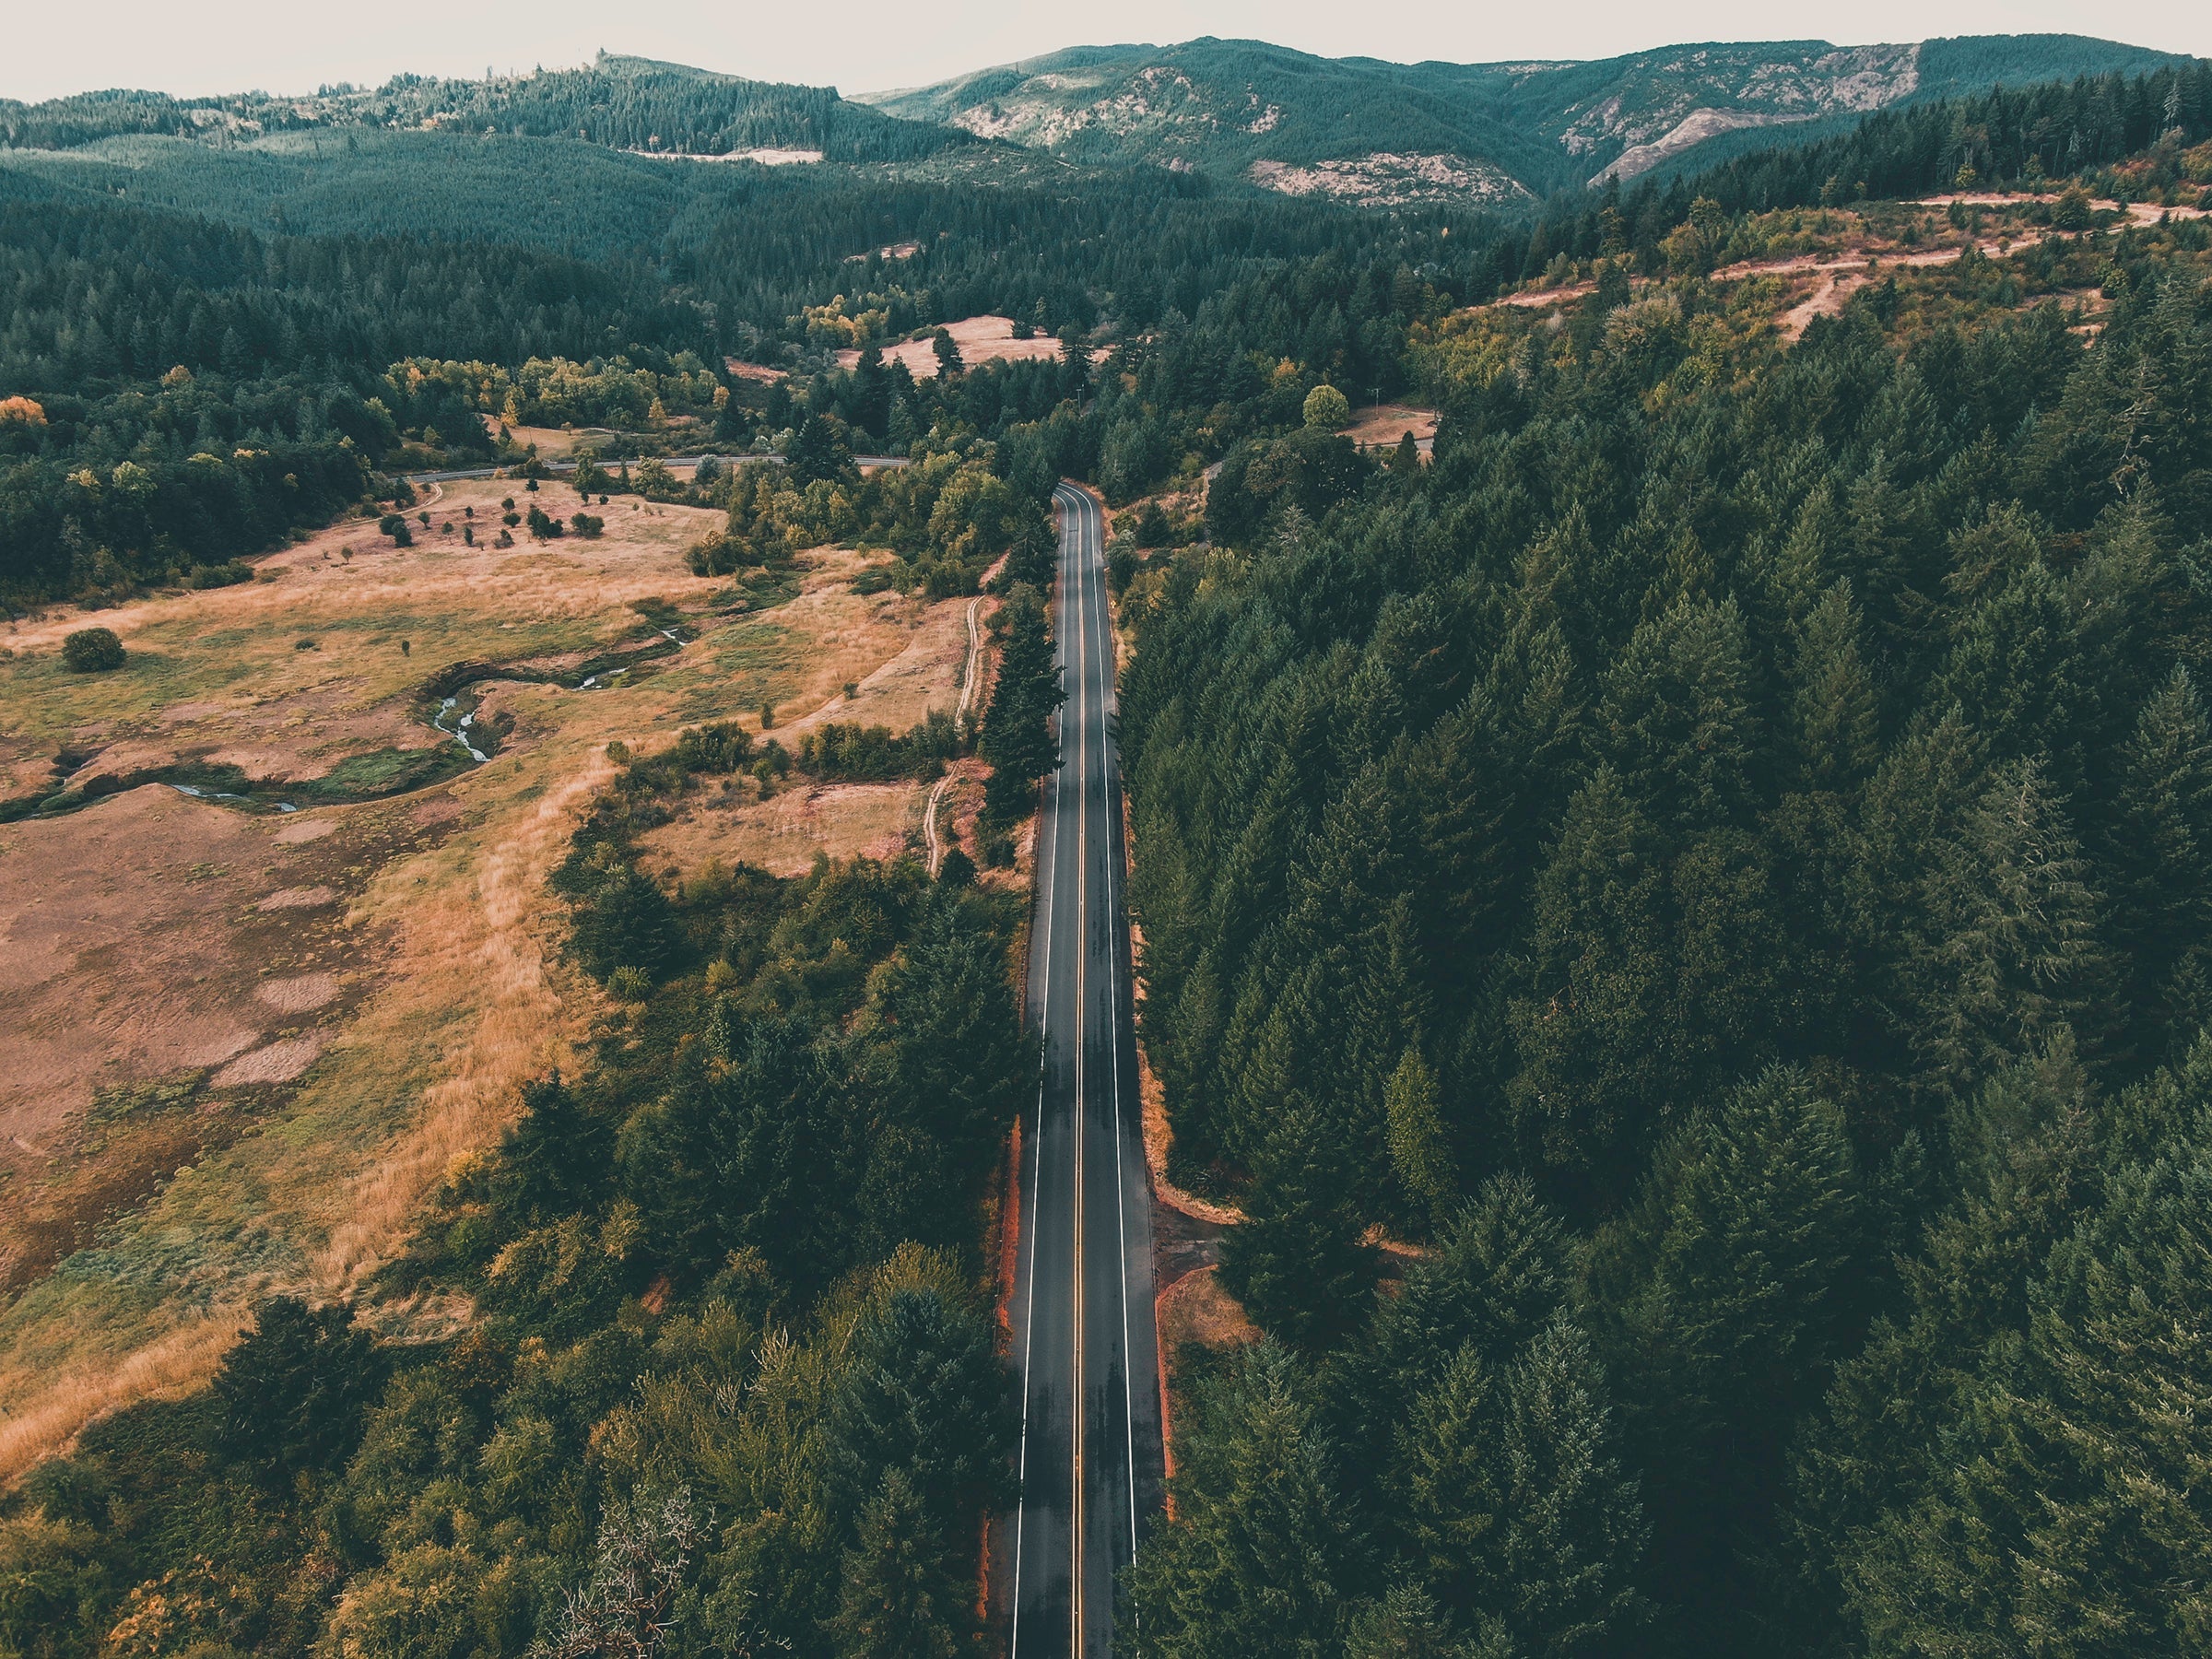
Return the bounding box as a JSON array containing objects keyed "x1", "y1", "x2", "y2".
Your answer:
[
  {"x1": 1831, "y1": 1042, "x2": 2212, "y2": 1655},
  {"x1": 1393, "y1": 1325, "x2": 1646, "y2": 1656},
  {"x1": 1506, "y1": 767, "x2": 1675, "y2": 1193},
  {"x1": 1385, "y1": 1049, "x2": 1456, "y2": 1230},
  {"x1": 980, "y1": 585, "x2": 1063, "y2": 821},
  {"x1": 1218, "y1": 1105, "x2": 1377, "y2": 1355},
  {"x1": 1910, "y1": 759, "x2": 2107, "y2": 1101},
  {"x1": 1330, "y1": 1174, "x2": 1568, "y2": 1475},
  {"x1": 870, "y1": 893, "x2": 1029, "y2": 1172},
  {"x1": 1787, "y1": 579, "x2": 1880, "y2": 790},
  {"x1": 1596, "y1": 594, "x2": 1762, "y2": 836},
  {"x1": 214, "y1": 1297, "x2": 387, "y2": 1482},
  {"x1": 1345, "y1": 1583, "x2": 1507, "y2": 1659},
  {"x1": 1120, "y1": 1343, "x2": 1359, "y2": 1659},
  {"x1": 2101, "y1": 666, "x2": 2212, "y2": 1063},
  {"x1": 828, "y1": 1470, "x2": 962, "y2": 1659},
  {"x1": 824, "y1": 1286, "x2": 1017, "y2": 1531},
  {"x1": 489, "y1": 1072, "x2": 611, "y2": 1226},
  {"x1": 1583, "y1": 1066, "x2": 1864, "y2": 1651}
]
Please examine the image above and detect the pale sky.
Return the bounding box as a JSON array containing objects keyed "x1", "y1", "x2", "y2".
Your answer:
[{"x1": 4, "y1": 0, "x2": 2205, "y2": 104}]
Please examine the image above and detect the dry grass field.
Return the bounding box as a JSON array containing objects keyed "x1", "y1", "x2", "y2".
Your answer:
[
  {"x1": 0, "y1": 480, "x2": 980, "y2": 1477},
  {"x1": 833, "y1": 315, "x2": 1064, "y2": 381}
]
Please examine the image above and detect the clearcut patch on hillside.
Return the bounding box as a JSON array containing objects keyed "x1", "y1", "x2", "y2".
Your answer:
[{"x1": 1249, "y1": 152, "x2": 1531, "y2": 207}]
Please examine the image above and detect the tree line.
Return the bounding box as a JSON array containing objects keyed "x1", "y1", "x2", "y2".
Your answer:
[
  {"x1": 1117, "y1": 167, "x2": 2212, "y2": 1654},
  {"x1": 0, "y1": 730, "x2": 1031, "y2": 1657}
]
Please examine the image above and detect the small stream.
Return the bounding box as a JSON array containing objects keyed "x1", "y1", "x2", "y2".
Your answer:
[
  {"x1": 431, "y1": 695, "x2": 492, "y2": 764},
  {"x1": 434, "y1": 629, "x2": 689, "y2": 761},
  {"x1": 169, "y1": 782, "x2": 298, "y2": 811}
]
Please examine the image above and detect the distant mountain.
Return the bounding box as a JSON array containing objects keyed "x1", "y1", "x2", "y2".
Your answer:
[
  {"x1": 860, "y1": 34, "x2": 2191, "y2": 202},
  {"x1": 0, "y1": 52, "x2": 970, "y2": 166}
]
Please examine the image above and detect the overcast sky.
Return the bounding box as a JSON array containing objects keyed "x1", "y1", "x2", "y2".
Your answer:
[{"x1": 6, "y1": 0, "x2": 2206, "y2": 104}]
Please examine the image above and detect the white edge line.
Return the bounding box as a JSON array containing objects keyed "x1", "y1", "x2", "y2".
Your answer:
[
  {"x1": 1094, "y1": 492, "x2": 1143, "y2": 1565},
  {"x1": 1007, "y1": 488, "x2": 1074, "y2": 1658}
]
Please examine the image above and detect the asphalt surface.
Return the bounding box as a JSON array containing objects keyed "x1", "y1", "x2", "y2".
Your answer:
[
  {"x1": 999, "y1": 483, "x2": 1166, "y2": 1657},
  {"x1": 403, "y1": 451, "x2": 909, "y2": 483}
]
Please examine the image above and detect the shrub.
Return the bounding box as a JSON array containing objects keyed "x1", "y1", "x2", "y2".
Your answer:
[
  {"x1": 672, "y1": 722, "x2": 754, "y2": 773},
  {"x1": 214, "y1": 1296, "x2": 385, "y2": 1481},
  {"x1": 1302, "y1": 383, "x2": 1352, "y2": 430},
  {"x1": 571, "y1": 512, "x2": 604, "y2": 538},
  {"x1": 61, "y1": 627, "x2": 124, "y2": 672},
  {"x1": 187, "y1": 560, "x2": 255, "y2": 590}
]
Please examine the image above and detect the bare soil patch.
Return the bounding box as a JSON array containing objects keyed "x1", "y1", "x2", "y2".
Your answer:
[
  {"x1": 212, "y1": 1036, "x2": 325, "y2": 1088},
  {"x1": 1342, "y1": 403, "x2": 1438, "y2": 455},
  {"x1": 1157, "y1": 1266, "x2": 1259, "y2": 1358},
  {"x1": 256, "y1": 973, "x2": 340, "y2": 1014}
]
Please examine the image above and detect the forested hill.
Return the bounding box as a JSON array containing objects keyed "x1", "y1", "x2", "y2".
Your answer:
[
  {"x1": 0, "y1": 52, "x2": 969, "y2": 164},
  {"x1": 864, "y1": 33, "x2": 2188, "y2": 199}
]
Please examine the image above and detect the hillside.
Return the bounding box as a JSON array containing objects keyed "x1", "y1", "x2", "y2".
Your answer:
[
  {"x1": 0, "y1": 52, "x2": 969, "y2": 165},
  {"x1": 862, "y1": 33, "x2": 2189, "y2": 201}
]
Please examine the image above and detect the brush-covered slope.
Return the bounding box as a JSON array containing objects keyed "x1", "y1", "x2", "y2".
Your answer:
[
  {"x1": 861, "y1": 33, "x2": 2190, "y2": 199},
  {"x1": 0, "y1": 52, "x2": 970, "y2": 165}
]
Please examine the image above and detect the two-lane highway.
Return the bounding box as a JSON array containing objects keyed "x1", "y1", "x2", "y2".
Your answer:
[{"x1": 1001, "y1": 483, "x2": 1166, "y2": 1656}]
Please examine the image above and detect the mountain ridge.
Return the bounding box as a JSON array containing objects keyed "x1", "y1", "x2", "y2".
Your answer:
[{"x1": 860, "y1": 33, "x2": 2192, "y2": 200}]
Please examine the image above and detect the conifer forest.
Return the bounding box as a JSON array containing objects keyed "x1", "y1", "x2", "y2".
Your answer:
[{"x1": 3, "y1": 33, "x2": 2212, "y2": 1659}]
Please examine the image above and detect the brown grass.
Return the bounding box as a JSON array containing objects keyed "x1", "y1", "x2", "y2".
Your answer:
[
  {"x1": 1157, "y1": 1266, "x2": 1258, "y2": 1357},
  {"x1": 834, "y1": 316, "x2": 1064, "y2": 382},
  {"x1": 0, "y1": 493, "x2": 975, "y2": 1480},
  {"x1": 1341, "y1": 403, "x2": 1439, "y2": 450},
  {"x1": 640, "y1": 780, "x2": 920, "y2": 877}
]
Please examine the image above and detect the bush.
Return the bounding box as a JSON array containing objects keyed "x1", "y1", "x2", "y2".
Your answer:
[
  {"x1": 571, "y1": 512, "x2": 604, "y2": 538},
  {"x1": 214, "y1": 1296, "x2": 386, "y2": 1481},
  {"x1": 61, "y1": 627, "x2": 124, "y2": 672},
  {"x1": 378, "y1": 512, "x2": 413, "y2": 547},
  {"x1": 1302, "y1": 383, "x2": 1352, "y2": 430},
  {"x1": 186, "y1": 559, "x2": 255, "y2": 590}
]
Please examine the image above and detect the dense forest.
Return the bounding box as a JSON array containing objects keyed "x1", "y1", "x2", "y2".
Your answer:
[
  {"x1": 1118, "y1": 147, "x2": 2212, "y2": 1659},
  {"x1": 5, "y1": 41, "x2": 2212, "y2": 1658},
  {"x1": 0, "y1": 53, "x2": 966, "y2": 163},
  {"x1": 0, "y1": 736, "x2": 1032, "y2": 1655}
]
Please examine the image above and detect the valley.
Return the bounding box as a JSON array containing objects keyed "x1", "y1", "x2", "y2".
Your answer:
[{"x1": 0, "y1": 28, "x2": 2208, "y2": 1659}]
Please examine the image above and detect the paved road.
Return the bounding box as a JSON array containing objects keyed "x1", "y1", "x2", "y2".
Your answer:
[
  {"x1": 1000, "y1": 483, "x2": 1165, "y2": 1656},
  {"x1": 403, "y1": 451, "x2": 909, "y2": 483}
]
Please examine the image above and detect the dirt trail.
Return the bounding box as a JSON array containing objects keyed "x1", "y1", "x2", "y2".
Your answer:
[{"x1": 925, "y1": 598, "x2": 985, "y2": 875}]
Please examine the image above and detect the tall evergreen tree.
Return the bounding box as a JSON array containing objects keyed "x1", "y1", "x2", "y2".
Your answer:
[
  {"x1": 980, "y1": 584, "x2": 1063, "y2": 820},
  {"x1": 1121, "y1": 1343, "x2": 1360, "y2": 1659},
  {"x1": 1218, "y1": 1105, "x2": 1378, "y2": 1355}
]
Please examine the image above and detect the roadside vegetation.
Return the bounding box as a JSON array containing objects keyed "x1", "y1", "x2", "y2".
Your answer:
[
  {"x1": 0, "y1": 43, "x2": 2210, "y2": 1659},
  {"x1": 1118, "y1": 122, "x2": 2212, "y2": 1659}
]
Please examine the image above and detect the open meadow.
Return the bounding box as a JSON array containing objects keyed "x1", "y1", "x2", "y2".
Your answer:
[{"x1": 0, "y1": 479, "x2": 977, "y2": 1476}]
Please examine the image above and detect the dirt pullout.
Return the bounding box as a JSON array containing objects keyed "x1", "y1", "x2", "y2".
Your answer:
[
  {"x1": 1341, "y1": 403, "x2": 1439, "y2": 453},
  {"x1": 834, "y1": 315, "x2": 1064, "y2": 381},
  {"x1": 1779, "y1": 270, "x2": 1872, "y2": 342}
]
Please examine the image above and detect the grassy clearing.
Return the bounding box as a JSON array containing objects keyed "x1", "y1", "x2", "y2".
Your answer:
[{"x1": 0, "y1": 485, "x2": 979, "y2": 1479}]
